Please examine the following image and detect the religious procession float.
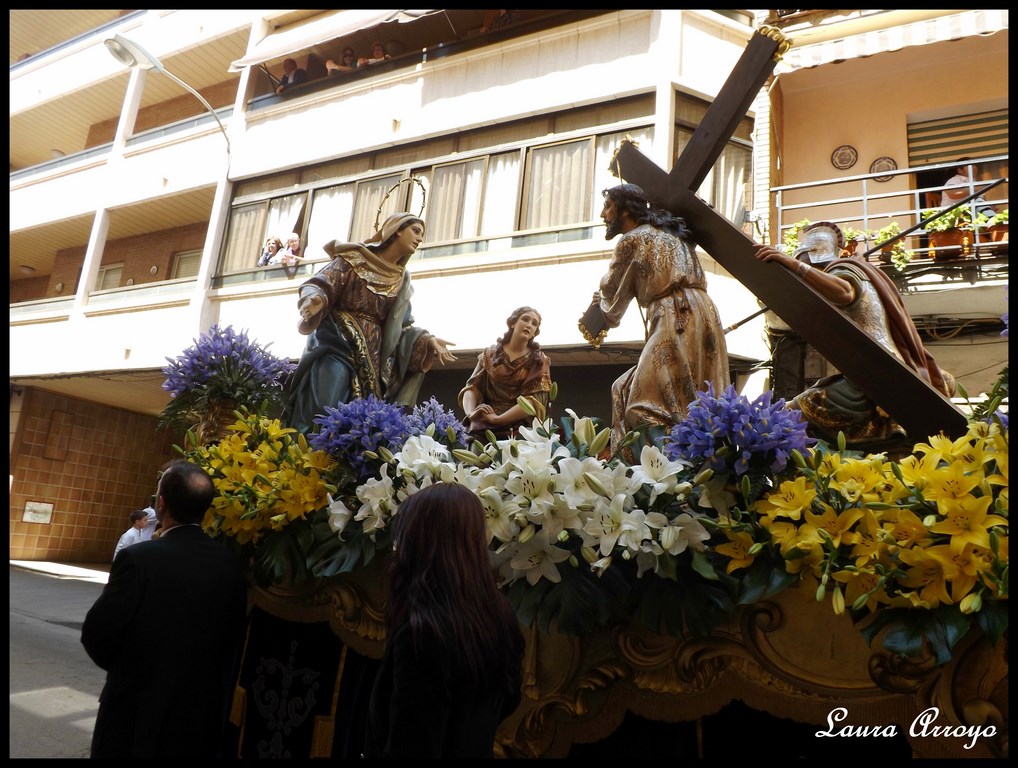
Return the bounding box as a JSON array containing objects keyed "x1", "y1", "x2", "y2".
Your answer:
[{"x1": 156, "y1": 322, "x2": 1007, "y2": 759}]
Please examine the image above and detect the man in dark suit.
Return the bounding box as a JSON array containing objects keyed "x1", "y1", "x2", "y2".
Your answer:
[
  {"x1": 275, "y1": 57, "x2": 308, "y2": 94},
  {"x1": 81, "y1": 460, "x2": 248, "y2": 758}
]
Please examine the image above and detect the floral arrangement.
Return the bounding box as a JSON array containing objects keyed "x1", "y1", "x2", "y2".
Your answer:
[
  {"x1": 161, "y1": 327, "x2": 1007, "y2": 664},
  {"x1": 181, "y1": 406, "x2": 337, "y2": 585},
  {"x1": 159, "y1": 324, "x2": 295, "y2": 442}
]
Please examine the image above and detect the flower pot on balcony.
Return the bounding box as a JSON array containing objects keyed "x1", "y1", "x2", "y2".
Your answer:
[{"x1": 928, "y1": 228, "x2": 971, "y2": 260}]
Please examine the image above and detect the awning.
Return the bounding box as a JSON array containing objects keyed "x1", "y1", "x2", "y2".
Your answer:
[
  {"x1": 780, "y1": 9, "x2": 1008, "y2": 71},
  {"x1": 229, "y1": 9, "x2": 440, "y2": 72}
]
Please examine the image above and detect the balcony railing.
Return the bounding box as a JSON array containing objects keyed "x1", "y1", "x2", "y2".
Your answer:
[{"x1": 773, "y1": 154, "x2": 1008, "y2": 272}]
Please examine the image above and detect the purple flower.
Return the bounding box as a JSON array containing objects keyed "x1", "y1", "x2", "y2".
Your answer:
[
  {"x1": 407, "y1": 397, "x2": 467, "y2": 446},
  {"x1": 664, "y1": 383, "x2": 815, "y2": 477},
  {"x1": 159, "y1": 324, "x2": 295, "y2": 430},
  {"x1": 310, "y1": 395, "x2": 411, "y2": 481}
]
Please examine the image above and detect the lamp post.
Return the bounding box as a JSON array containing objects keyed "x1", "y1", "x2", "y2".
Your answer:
[{"x1": 104, "y1": 34, "x2": 231, "y2": 154}]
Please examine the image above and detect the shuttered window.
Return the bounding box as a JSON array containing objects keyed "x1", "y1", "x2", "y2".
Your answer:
[{"x1": 907, "y1": 109, "x2": 1008, "y2": 166}]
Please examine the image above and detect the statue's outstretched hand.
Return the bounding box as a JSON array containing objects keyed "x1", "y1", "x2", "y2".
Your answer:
[
  {"x1": 297, "y1": 294, "x2": 326, "y2": 330},
  {"x1": 429, "y1": 337, "x2": 457, "y2": 365}
]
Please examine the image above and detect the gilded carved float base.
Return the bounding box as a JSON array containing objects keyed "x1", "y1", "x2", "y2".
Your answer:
[{"x1": 246, "y1": 572, "x2": 1007, "y2": 759}]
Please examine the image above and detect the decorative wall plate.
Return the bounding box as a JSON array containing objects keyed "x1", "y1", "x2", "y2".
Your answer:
[
  {"x1": 869, "y1": 156, "x2": 897, "y2": 182},
  {"x1": 831, "y1": 145, "x2": 858, "y2": 170}
]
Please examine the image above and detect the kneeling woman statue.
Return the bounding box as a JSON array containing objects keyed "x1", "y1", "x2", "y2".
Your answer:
[
  {"x1": 458, "y1": 306, "x2": 552, "y2": 440},
  {"x1": 286, "y1": 213, "x2": 455, "y2": 434}
]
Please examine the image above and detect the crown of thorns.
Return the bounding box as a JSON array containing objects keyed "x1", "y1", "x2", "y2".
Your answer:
[{"x1": 603, "y1": 183, "x2": 650, "y2": 207}]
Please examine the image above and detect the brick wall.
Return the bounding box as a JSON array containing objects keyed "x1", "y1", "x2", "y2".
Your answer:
[
  {"x1": 87, "y1": 78, "x2": 239, "y2": 148},
  {"x1": 45, "y1": 221, "x2": 208, "y2": 298},
  {"x1": 9, "y1": 388, "x2": 179, "y2": 565}
]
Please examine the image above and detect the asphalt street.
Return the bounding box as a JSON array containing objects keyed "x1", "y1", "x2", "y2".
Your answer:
[{"x1": 9, "y1": 562, "x2": 109, "y2": 759}]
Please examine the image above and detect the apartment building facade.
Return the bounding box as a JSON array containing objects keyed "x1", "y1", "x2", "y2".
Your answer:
[{"x1": 9, "y1": 9, "x2": 1008, "y2": 563}]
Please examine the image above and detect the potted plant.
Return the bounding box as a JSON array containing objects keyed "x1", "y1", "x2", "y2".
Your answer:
[
  {"x1": 987, "y1": 208, "x2": 1008, "y2": 247},
  {"x1": 920, "y1": 206, "x2": 991, "y2": 259},
  {"x1": 159, "y1": 324, "x2": 296, "y2": 446},
  {"x1": 840, "y1": 226, "x2": 867, "y2": 257},
  {"x1": 871, "y1": 221, "x2": 913, "y2": 270}
]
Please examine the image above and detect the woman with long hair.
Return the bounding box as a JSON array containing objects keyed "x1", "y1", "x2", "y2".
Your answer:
[
  {"x1": 459, "y1": 305, "x2": 552, "y2": 439},
  {"x1": 285, "y1": 213, "x2": 456, "y2": 434},
  {"x1": 364, "y1": 482, "x2": 525, "y2": 758}
]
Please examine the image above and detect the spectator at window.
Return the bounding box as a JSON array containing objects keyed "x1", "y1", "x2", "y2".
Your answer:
[
  {"x1": 326, "y1": 47, "x2": 358, "y2": 74},
  {"x1": 942, "y1": 158, "x2": 997, "y2": 219},
  {"x1": 275, "y1": 58, "x2": 308, "y2": 94},
  {"x1": 257, "y1": 235, "x2": 284, "y2": 267},
  {"x1": 357, "y1": 41, "x2": 391, "y2": 68},
  {"x1": 281, "y1": 233, "x2": 302, "y2": 266}
]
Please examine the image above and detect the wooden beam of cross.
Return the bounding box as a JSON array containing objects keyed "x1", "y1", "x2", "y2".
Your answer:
[{"x1": 612, "y1": 27, "x2": 968, "y2": 440}]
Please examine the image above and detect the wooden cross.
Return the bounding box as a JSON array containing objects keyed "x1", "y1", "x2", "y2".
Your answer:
[{"x1": 611, "y1": 27, "x2": 968, "y2": 440}]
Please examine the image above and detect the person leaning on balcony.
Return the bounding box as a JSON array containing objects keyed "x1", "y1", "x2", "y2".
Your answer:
[
  {"x1": 357, "y1": 41, "x2": 391, "y2": 67},
  {"x1": 257, "y1": 235, "x2": 284, "y2": 267},
  {"x1": 363, "y1": 482, "x2": 524, "y2": 758},
  {"x1": 941, "y1": 158, "x2": 997, "y2": 219},
  {"x1": 275, "y1": 57, "x2": 308, "y2": 94},
  {"x1": 754, "y1": 222, "x2": 955, "y2": 451},
  {"x1": 280, "y1": 233, "x2": 302, "y2": 266},
  {"x1": 458, "y1": 306, "x2": 552, "y2": 440},
  {"x1": 326, "y1": 46, "x2": 358, "y2": 74},
  {"x1": 285, "y1": 213, "x2": 457, "y2": 434},
  {"x1": 582, "y1": 183, "x2": 730, "y2": 456}
]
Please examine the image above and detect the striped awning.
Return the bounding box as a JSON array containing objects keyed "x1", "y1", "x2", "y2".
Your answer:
[{"x1": 780, "y1": 9, "x2": 1008, "y2": 71}]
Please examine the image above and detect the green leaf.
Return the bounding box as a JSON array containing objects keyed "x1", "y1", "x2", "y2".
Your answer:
[{"x1": 974, "y1": 598, "x2": 1009, "y2": 644}]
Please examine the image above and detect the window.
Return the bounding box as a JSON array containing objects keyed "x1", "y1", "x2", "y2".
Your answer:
[
  {"x1": 218, "y1": 97, "x2": 676, "y2": 273},
  {"x1": 219, "y1": 192, "x2": 307, "y2": 273},
  {"x1": 674, "y1": 94, "x2": 753, "y2": 225},
  {"x1": 96, "y1": 264, "x2": 123, "y2": 290},
  {"x1": 523, "y1": 139, "x2": 593, "y2": 231},
  {"x1": 171, "y1": 249, "x2": 202, "y2": 279}
]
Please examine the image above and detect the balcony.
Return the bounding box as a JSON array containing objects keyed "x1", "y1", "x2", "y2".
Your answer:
[{"x1": 774, "y1": 154, "x2": 1008, "y2": 296}]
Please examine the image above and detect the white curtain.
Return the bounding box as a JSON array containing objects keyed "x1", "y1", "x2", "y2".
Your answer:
[
  {"x1": 524, "y1": 140, "x2": 591, "y2": 230},
  {"x1": 479, "y1": 151, "x2": 521, "y2": 237},
  {"x1": 350, "y1": 174, "x2": 403, "y2": 243},
  {"x1": 220, "y1": 204, "x2": 267, "y2": 273},
  {"x1": 266, "y1": 194, "x2": 306, "y2": 244},
  {"x1": 307, "y1": 184, "x2": 355, "y2": 261},
  {"x1": 427, "y1": 159, "x2": 484, "y2": 242}
]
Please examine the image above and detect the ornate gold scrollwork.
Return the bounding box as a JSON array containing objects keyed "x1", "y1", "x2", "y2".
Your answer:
[{"x1": 758, "y1": 25, "x2": 793, "y2": 61}]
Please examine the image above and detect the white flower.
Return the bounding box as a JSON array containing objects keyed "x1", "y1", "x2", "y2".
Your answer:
[
  {"x1": 565, "y1": 408, "x2": 596, "y2": 446},
  {"x1": 556, "y1": 456, "x2": 606, "y2": 507},
  {"x1": 508, "y1": 529, "x2": 572, "y2": 585},
  {"x1": 617, "y1": 508, "x2": 657, "y2": 552},
  {"x1": 478, "y1": 486, "x2": 521, "y2": 544},
  {"x1": 657, "y1": 512, "x2": 711, "y2": 555},
  {"x1": 526, "y1": 493, "x2": 583, "y2": 538},
  {"x1": 634, "y1": 540, "x2": 664, "y2": 578},
  {"x1": 394, "y1": 434, "x2": 451, "y2": 479},
  {"x1": 582, "y1": 492, "x2": 630, "y2": 556},
  {"x1": 696, "y1": 474, "x2": 738, "y2": 518},
  {"x1": 504, "y1": 465, "x2": 557, "y2": 513},
  {"x1": 516, "y1": 418, "x2": 560, "y2": 444},
  {"x1": 327, "y1": 494, "x2": 354, "y2": 537},
  {"x1": 630, "y1": 444, "x2": 689, "y2": 504}
]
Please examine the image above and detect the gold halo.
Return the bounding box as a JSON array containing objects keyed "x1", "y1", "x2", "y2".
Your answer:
[{"x1": 373, "y1": 176, "x2": 428, "y2": 234}]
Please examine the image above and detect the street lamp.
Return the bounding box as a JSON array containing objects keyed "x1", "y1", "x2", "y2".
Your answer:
[{"x1": 104, "y1": 34, "x2": 230, "y2": 154}]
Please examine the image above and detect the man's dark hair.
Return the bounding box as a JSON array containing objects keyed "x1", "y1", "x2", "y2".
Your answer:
[
  {"x1": 157, "y1": 460, "x2": 215, "y2": 525},
  {"x1": 603, "y1": 184, "x2": 694, "y2": 242}
]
